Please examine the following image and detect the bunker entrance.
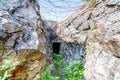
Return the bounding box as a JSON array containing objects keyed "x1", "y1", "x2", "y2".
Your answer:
[{"x1": 52, "y1": 42, "x2": 61, "y2": 54}]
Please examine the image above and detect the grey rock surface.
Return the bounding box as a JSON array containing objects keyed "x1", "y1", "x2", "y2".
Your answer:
[
  {"x1": 44, "y1": 20, "x2": 86, "y2": 65},
  {"x1": 0, "y1": 0, "x2": 120, "y2": 80},
  {"x1": 61, "y1": 42, "x2": 85, "y2": 65},
  {"x1": 85, "y1": 1, "x2": 120, "y2": 80},
  {"x1": 49, "y1": 0, "x2": 120, "y2": 80},
  {"x1": 0, "y1": 0, "x2": 48, "y2": 80}
]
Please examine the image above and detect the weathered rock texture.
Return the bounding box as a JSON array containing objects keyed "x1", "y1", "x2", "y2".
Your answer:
[
  {"x1": 0, "y1": 0, "x2": 48, "y2": 80},
  {"x1": 44, "y1": 20, "x2": 85, "y2": 65},
  {"x1": 85, "y1": 0, "x2": 120, "y2": 80},
  {"x1": 61, "y1": 41, "x2": 85, "y2": 65},
  {"x1": 54, "y1": 0, "x2": 120, "y2": 80},
  {"x1": 1, "y1": 0, "x2": 120, "y2": 80}
]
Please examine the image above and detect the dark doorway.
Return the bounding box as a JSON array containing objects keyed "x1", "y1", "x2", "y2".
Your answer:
[{"x1": 53, "y1": 42, "x2": 60, "y2": 54}]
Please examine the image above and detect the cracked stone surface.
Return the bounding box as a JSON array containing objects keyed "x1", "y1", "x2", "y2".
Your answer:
[
  {"x1": 0, "y1": 0, "x2": 120, "y2": 80},
  {"x1": 47, "y1": 0, "x2": 120, "y2": 80},
  {"x1": 0, "y1": 0, "x2": 48, "y2": 80},
  {"x1": 84, "y1": 1, "x2": 120, "y2": 80},
  {"x1": 44, "y1": 20, "x2": 86, "y2": 65}
]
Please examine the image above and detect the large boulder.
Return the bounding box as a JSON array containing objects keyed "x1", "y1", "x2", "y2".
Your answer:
[{"x1": 0, "y1": 0, "x2": 48, "y2": 80}]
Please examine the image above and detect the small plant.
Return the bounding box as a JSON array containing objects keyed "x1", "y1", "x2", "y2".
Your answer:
[
  {"x1": 0, "y1": 60, "x2": 19, "y2": 80},
  {"x1": 79, "y1": 0, "x2": 96, "y2": 16},
  {"x1": 40, "y1": 53, "x2": 65, "y2": 80},
  {"x1": 82, "y1": 0, "x2": 89, "y2": 2},
  {"x1": 40, "y1": 64, "x2": 60, "y2": 80},
  {"x1": 82, "y1": 0, "x2": 96, "y2": 8},
  {"x1": 64, "y1": 61, "x2": 84, "y2": 80},
  {"x1": 40, "y1": 53, "x2": 84, "y2": 80},
  {"x1": 52, "y1": 53, "x2": 66, "y2": 76}
]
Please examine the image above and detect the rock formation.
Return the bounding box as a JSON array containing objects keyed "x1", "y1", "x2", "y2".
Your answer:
[
  {"x1": 0, "y1": 0, "x2": 48, "y2": 80},
  {"x1": 84, "y1": 0, "x2": 120, "y2": 80},
  {"x1": 51, "y1": 0, "x2": 120, "y2": 80},
  {"x1": 0, "y1": 0, "x2": 120, "y2": 80},
  {"x1": 44, "y1": 20, "x2": 85, "y2": 65}
]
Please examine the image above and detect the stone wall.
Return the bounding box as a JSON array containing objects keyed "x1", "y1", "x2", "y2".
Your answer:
[{"x1": 0, "y1": 0, "x2": 48, "y2": 80}]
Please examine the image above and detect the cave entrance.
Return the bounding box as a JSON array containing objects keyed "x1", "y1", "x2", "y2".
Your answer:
[{"x1": 52, "y1": 42, "x2": 61, "y2": 54}]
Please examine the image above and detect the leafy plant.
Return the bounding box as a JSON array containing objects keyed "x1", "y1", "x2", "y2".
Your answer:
[
  {"x1": 40, "y1": 64, "x2": 60, "y2": 80},
  {"x1": 0, "y1": 60, "x2": 19, "y2": 80},
  {"x1": 52, "y1": 53, "x2": 66, "y2": 76},
  {"x1": 40, "y1": 53, "x2": 84, "y2": 80},
  {"x1": 64, "y1": 61, "x2": 84, "y2": 80}
]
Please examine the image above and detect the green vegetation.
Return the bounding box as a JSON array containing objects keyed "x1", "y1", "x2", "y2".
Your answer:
[
  {"x1": 52, "y1": 53, "x2": 66, "y2": 76},
  {"x1": 40, "y1": 53, "x2": 84, "y2": 80},
  {"x1": 64, "y1": 61, "x2": 84, "y2": 80},
  {"x1": 40, "y1": 64, "x2": 60, "y2": 80},
  {"x1": 79, "y1": 0, "x2": 96, "y2": 16},
  {"x1": 0, "y1": 60, "x2": 19, "y2": 80},
  {"x1": 82, "y1": 0, "x2": 96, "y2": 8},
  {"x1": 82, "y1": 0, "x2": 89, "y2": 2},
  {"x1": 82, "y1": 0, "x2": 93, "y2": 2}
]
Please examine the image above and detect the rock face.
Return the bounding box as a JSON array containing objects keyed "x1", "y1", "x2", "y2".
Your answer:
[
  {"x1": 61, "y1": 41, "x2": 85, "y2": 65},
  {"x1": 44, "y1": 20, "x2": 85, "y2": 65},
  {"x1": 1, "y1": 0, "x2": 120, "y2": 80},
  {"x1": 54, "y1": 0, "x2": 120, "y2": 80},
  {"x1": 0, "y1": 0, "x2": 48, "y2": 80},
  {"x1": 85, "y1": 0, "x2": 120, "y2": 80}
]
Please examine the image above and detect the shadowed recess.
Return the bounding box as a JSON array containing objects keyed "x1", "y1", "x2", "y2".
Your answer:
[{"x1": 52, "y1": 42, "x2": 61, "y2": 54}]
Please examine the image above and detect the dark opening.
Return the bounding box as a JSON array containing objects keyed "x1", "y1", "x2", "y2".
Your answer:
[{"x1": 53, "y1": 42, "x2": 60, "y2": 54}]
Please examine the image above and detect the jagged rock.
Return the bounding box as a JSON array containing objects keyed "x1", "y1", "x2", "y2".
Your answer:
[
  {"x1": 84, "y1": 1, "x2": 120, "y2": 79},
  {"x1": 61, "y1": 42, "x2": 85, "y2": 65},
  {"x1": 44, "y1": 20, "x2": 86, "y2": 65},
  {"x1": 1, "y1": 0, "x2": 120, "y2": 80},
  {"x1": 47, "y1": 0, "x2": 120, "y2": 80},
  {"x1": 0, "y1": 0, "x2": 48, "y2": 80}
]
